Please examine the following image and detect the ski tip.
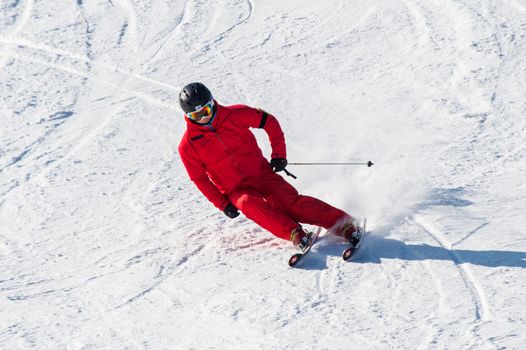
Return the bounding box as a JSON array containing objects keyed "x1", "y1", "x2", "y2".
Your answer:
[
  {"x1": 288, "y1": 253, "x2": 302, "y2": 267},
  {"x1": 342, "y1": 247, "x2": 354, "y2": 261}
]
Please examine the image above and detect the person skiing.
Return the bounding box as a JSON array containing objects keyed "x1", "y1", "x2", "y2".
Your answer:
[{"x1": 178, "y1": 82, "x2": 359, "y2": 251}]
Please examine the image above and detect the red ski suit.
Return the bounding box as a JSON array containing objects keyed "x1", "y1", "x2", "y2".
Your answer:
[{"x1": 178, "y1": 102, "x2": 348, "y2": 241}]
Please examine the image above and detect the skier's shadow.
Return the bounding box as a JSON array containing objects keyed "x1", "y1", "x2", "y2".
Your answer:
[{"x1": 298, "y1": 234, "x2": 526, "y2": 270}]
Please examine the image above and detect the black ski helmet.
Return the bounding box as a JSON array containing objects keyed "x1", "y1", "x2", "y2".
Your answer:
[{"x1": 179, "y1": 82, "x2": 213, "y2": 114}]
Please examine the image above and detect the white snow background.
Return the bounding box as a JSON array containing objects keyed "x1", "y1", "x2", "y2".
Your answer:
[{"x1": 1, "y1": 0, "x2": 526, "y2": 349}]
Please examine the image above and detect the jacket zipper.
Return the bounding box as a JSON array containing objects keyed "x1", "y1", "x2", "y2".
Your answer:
[{"x1": 208, "y1": 125, "x2": 246, "y2": 180}]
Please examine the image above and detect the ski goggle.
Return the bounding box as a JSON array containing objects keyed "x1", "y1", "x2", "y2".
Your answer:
[{"x1": 186, "y1": 100, "x2": 214, "y2": 121}]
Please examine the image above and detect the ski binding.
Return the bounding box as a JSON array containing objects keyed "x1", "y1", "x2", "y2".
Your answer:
[
  {"x1": 342, "y1": 218, "x2": 367, "y2": 261},
  {"x1": 288, "y1": 227, "x2": 322, "y2": 267}
]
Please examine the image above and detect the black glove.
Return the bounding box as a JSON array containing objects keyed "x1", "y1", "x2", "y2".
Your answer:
[
  {"x1": 223, "y1": 203, "x2": 239, "y2": 219},
  {"x1": 270, "y1": 158, "x2": 288, "y2": 172}
]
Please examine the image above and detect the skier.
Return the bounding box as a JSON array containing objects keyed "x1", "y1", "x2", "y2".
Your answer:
[{"x1": 178, "y1": 82, "x2": 359, "y2": 251}]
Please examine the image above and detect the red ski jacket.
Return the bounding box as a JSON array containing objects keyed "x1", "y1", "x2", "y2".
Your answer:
[{"x1": 178, "y1": 102, "x2": 286, "y2": 210}]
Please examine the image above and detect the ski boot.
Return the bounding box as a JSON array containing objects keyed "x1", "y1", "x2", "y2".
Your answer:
[
  {"x1": 288, "y1": 227, "x2": 322, "y2": 267},
  {"x1": 340, "y1": 220, "x2": 361, "y2": 247},
  {"x1": 291, "y1": 227, "x2": 313, "y2": 252}
]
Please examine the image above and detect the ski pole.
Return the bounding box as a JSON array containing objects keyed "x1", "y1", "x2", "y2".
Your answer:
[
  {"x1": 283, "y1": 168, "x2": 297, "y2": 179},
  {"x1": 289, "y1": 161, "x2": 374, "y2": 167},
  {"x1": 282, "y1": 161, "x2": 373, "y2": 179}
]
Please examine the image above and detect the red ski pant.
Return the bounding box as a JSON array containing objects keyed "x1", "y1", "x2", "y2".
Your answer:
[{"x1": 228, "y1": 171, "x2": 348, "y2": 241}]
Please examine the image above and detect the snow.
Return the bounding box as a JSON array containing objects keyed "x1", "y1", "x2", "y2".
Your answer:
[{"x1": 1, "y1": 0, "x2": 525, "y2": 348}]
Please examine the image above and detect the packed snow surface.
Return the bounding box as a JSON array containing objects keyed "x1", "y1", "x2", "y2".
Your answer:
[{"x1": 1, "y1": 0, "x2": 525, "y2": 349}]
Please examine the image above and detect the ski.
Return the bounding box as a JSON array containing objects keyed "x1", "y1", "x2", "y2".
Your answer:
[
  {"x1": 288, "y1": 227, "x2": 322, "y2": 267},
  {"x1": 342, "y1": 218, "x2": 367, "y2": 261}
]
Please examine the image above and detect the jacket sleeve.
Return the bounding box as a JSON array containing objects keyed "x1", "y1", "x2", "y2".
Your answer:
[
  {"x1": 178, "y1": 141, "x2": 230, "y2": 211},
  {"x1": 238, "y1": 106, "x2": 287, "y2": 159}
]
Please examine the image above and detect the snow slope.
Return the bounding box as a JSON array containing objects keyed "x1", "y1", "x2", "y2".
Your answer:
[{"x1": 1, "y1": 0, "x2": 525, "y2": 349}]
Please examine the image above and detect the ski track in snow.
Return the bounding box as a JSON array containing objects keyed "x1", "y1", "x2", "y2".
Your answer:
[
  {"x1": 0, "y1": 43, "x2": 177, "y2": 205},
  {"x1": 7, "y1": 48, "x2": 177, "y2": 110},
  {"x1": 0, "y1": 30, "x2": 182, "y2": 202},
  {"x1": 142, "y1": 0, "x2": 190, "y2": 65},
  {"x1": 112, "y1": 0, "x2": 138, "y2": 49},
  {"x1": 204, "y1": 0, "x2": 254, "y2": 47},
  {"x1": 0, "y1": 38, "x2": 179, "y2": 92},
  {"x1": 0, "y1": 0, "x2": 33, "y2": 70},
  {"x1": 412, "y1": 215, "x2": 493, "y2": 347},
  {"x1": 414, "y1": 216, "x2": 491, "y2": 322},
  {"x1": 11, "y1": 0, "x2": 33, "y2": 37}
]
